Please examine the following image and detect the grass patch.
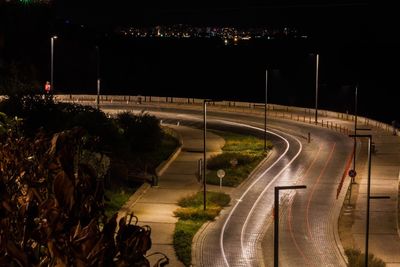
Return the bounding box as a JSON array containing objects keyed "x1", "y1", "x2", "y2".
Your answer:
[
  {"x1": 206, "y1": 131, "x2": 272, "y2": 187},
  {"x1": 104, "y1": 186, "x2": 137, "y2": 218},
  {"x1": 174, "y1": 191, "x2": 230, "y2": 266},
  {"x1": 345, "y1": 248, "x2": 386, "y2": 267}
]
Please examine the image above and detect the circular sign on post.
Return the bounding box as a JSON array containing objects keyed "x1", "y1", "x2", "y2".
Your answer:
[
  {"x1": 217, "y1": 169, "x2": 226, "y2": 179},
  {"x1": 217, "y1": 169, "x2": 225, "y2": 190},
  {"x1": 348, "y1": 169, "x2": 357, "y2": 178}
]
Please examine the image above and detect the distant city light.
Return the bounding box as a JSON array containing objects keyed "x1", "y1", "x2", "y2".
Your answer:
[{"x1": 116, "y1": 24, "x2": 307, "y2": 44}]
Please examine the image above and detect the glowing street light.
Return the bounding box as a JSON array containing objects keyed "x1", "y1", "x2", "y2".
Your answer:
[
  {"x1": 315, "y1": 53, "x2": 319, "y2": 124},
  {"x1": 50, "y1": 35, "x2": 58, "y2": 93}
]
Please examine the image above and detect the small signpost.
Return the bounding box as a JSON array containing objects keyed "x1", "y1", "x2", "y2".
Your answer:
[{"x1": 217, "y1": 169, "x2": 225, "y2": 190}]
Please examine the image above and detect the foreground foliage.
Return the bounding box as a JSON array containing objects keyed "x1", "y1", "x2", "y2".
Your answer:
[
  {"x1": 345, "y1": 248, "x2": 385, "y2": 267},
  {"x1": 0, "y1": 124, "x2": 167, "y2": 266}
]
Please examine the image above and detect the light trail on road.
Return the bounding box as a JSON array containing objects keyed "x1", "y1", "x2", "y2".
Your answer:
[{"x1": 214, "y1": 120, "x2": 303, "y2": 267}]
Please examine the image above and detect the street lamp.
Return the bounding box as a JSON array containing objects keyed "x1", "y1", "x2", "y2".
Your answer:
[
  {"x1": 352, "y1": 85, "x2": 358, "y2": 184},
  {"x1": 349, "y1": 134, "x2": 389, "y2": 267},
  {"x1": 96, "y1": 45, "x2": 101, "y2": 109},
  {"x1": 265, "y1": 69, "x2": 268, "y2": 151},
  {"x1": 50, "y1": 35, "x2": 57, "y2": 93},
  {"x1": 315, "y1": 53, "x2": 319, "y2": 124},
  {"x1": 203, "y1": 99, "x2": 222, "y2": 210},
  {"x1": 274, "y1": 185, "x2": 306, "y2": 267}
]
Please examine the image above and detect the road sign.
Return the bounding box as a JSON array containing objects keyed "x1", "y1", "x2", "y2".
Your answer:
[
  {"x1": 348, "y1": 169, "x2": 357, "y2": 178},
  {"x1": 217, "y1": 169, "x2": 225, "y2": 190},
  {"x1": 217, "y1": 169, "x2": 225, "y2": 179}
]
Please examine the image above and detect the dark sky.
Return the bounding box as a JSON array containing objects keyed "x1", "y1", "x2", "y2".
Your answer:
[
  {"x1": 55, "y1": 1, "x2": 370, "y2": 34},
  {"x1": 53, "y1": 0, "x2": 400, "y2": 46}
]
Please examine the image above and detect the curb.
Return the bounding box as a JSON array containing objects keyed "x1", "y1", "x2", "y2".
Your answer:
[
  {"x1": 191, "y1": 220, "x2": 213, "y2": 267},
  {"x1": 155, "y1": 126, "x2": 184, "y2": 177},
  {"x1": 118, "y1": 126, "x2": 183, "y2": 216},
  {"x1": 118, "y1": 182, "x2": 151, "y2": 217}
]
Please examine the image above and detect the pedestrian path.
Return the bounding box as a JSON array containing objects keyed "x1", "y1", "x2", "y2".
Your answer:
[
  {"x1": 117, "y1": 125, "x2": 225, "y2": 266},
  {"x1": 350, "y1": 128, "x2": 400, "y2": 266}
]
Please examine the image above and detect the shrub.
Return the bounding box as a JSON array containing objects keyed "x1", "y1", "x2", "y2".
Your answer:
[{"x1": 345, "y1": 248, "x2": 386, "y2": 267}]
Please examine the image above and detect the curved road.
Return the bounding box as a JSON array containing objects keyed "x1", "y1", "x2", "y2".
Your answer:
[{"x1": 103, "y1": 105, "x2": 352, "y2": 267}]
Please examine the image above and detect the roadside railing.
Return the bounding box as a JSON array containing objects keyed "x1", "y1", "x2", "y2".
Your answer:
[{"x1": 53, "y1": 94, "x2": 395, "y2": 135}]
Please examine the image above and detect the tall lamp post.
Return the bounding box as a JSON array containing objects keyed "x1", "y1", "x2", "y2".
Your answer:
[
  {"x1": 314, "y1": 53, "x2": 319, "y2": 124},
  {"x1": 274, "y1": 185, "x2": 306, "y2": 267},
  {"x1": 264, "y1": 69, "x2": 268, "y2": 151},
  {"x1": 349, "y1": 134, "x2": 389, "y2": 267},
  {"x1": 352, "y1": 85, "x2": 358, "y2": 183},
  {"x1": 96, "y1": 45, "x2": 101, "y2": 109},
  {"x1": 50, "y1": 35, "x2": 58, "y2": 93},
  {"x1": 203, "y1": 100, "x2": 210, "y2": 211},
  {"x1": 203, "y1": 99, "x2": 222, "y2": 210}
]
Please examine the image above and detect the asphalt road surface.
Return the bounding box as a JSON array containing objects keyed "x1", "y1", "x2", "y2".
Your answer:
[{"x1": 103, "y1": 104, "x2": 352, "y2": 267}]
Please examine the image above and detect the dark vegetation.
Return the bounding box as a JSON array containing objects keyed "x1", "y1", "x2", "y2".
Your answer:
[
  {"x1": 345, "y1": 248, "x2": 385, "y2": 267},
  {"x1": 0, "y1": 91, "x2": 177, "y2": 266}
]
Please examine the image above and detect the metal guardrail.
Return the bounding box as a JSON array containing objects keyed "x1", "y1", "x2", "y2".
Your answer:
[{"x1": 52, "y1": 94, "x2": 394, "y2": 135}]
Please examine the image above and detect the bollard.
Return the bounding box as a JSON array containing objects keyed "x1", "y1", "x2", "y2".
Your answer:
[
  {"x1": 322, "y1": 120, "x2": 324, "y2": 127},
  {"x1": 177, "y1": 121, "x2": 180, "y2": 126},
  {"x1": 308, "y1": 132, "x2": 311, "y2": 143},
  {"x1": 152, "y1": 175, "x2": 159, "y2": 187}
]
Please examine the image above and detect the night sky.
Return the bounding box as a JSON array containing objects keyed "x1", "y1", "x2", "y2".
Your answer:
[
  {"x1": 1, "y1": 1, "x2": 399, "y2": 122},
  {"x1": 56, "y1": 1, "x2": 370, "y2": 36}
]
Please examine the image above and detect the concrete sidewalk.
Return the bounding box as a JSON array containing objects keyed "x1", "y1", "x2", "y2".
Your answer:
[
  {"x1": 117, "y1": 125, "x2": 225, "y2": 266},
  {"x1": 349, "y1": 128, "x2": 400, "y2": 266}
]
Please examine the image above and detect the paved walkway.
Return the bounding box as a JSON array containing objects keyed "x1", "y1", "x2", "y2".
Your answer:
[
  {"x1": 117, "y1": 125, "x2": 225, "y2": 266},
  {"x1": 350, "y1": 128, "x2": 400, "y2": 266}
]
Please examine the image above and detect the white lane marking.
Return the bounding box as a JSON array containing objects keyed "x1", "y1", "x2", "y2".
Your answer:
[
  {"x1": 240, "y1": 132, "x2": 302, "y2": 262},
  {"x1": 216, "y1": 121, "x2": 302, "y2": 267}
]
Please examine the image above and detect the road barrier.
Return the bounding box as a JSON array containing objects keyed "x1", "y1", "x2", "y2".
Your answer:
[{"x1": 52, "y1": 94, "x2": 394, "y2": 136}]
